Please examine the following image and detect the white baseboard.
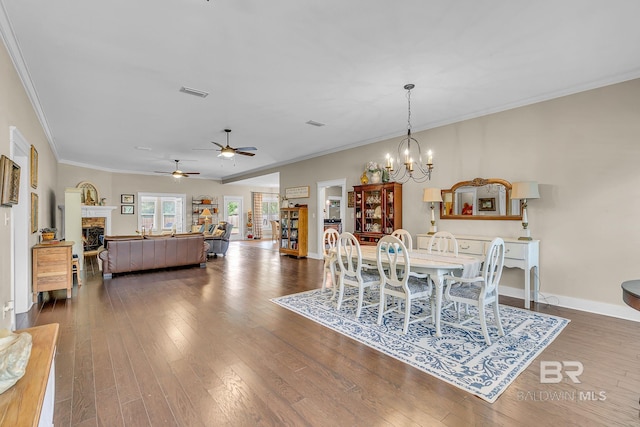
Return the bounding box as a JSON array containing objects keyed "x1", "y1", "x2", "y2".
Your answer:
[{"x1": 500, "y1": 286, "x2": 640, "y2": 322}]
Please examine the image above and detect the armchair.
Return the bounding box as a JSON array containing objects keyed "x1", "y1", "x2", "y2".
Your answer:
[{"x1": 205, "y1": 222, "x2": 233, "y2": 257}]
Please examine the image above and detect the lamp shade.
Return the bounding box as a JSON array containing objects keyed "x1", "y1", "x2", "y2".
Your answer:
[
  {"x1": 200, "y1": 208, "x2": 212, "y2": 218},
  {"x1": 511, "y1": 181, "x2": 540, "y2": 200},
  {"x1": 423, "y1": 188, "x2": 443, "y2": 203}
]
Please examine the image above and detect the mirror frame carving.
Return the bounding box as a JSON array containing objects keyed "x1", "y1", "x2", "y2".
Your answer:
[{"x1": 441, "y1": 177, "x2": 522, "y2": 221}]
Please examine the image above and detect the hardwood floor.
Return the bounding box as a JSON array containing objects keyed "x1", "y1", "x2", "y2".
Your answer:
[{"x1": 18, "y1": 240, "x2": 640, "y2": 426}]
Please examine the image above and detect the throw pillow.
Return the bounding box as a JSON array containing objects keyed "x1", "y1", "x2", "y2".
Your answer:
[{"x1": 213, "y1": 228, "x2": 225, "y2": 237}]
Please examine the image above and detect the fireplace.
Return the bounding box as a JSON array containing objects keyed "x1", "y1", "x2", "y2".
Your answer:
[
  {"x1": 80, "y1": 206, "x2": 116, "y2": 249},
  {"x1": 82, "y1": 217, "x2": 104, "y2": 250}
]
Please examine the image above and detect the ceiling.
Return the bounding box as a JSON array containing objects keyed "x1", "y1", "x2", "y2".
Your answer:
[{"x1": 2, "y1": 1, "x2": 640, "y2": 186}]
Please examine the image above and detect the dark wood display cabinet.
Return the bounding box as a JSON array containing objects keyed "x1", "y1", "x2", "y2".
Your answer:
[{"x1": 353, "y1": 182, "x2": 402, "y2": 245}]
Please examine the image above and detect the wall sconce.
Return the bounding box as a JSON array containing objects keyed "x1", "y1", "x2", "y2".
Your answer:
[
  {"x1": 511, "y1": 181, "x2": 540, "y2": 240},
  {"x1": 423, "y1": 188, "x2": 443, "y2": 234}
]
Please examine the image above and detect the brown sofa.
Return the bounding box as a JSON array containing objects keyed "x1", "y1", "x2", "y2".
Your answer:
[{"x1": 99, "y1": 233, "x2": 208, "y2": 278}]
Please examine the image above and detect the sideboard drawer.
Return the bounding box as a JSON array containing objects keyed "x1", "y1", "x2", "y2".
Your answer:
[
  {"x1": 457, "y1": 239, "x2": 484, "y2": 256},
  {"x1": 504, "y1": 242, "x2": 526, "y2": 260}
]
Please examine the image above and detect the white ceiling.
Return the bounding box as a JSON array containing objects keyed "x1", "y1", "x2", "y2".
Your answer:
[{"x1": 2, "y1": 1, "x2": 640, "y2": 185}]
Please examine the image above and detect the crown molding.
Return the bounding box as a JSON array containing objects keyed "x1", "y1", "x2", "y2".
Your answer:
[{"x1": 0, "y1": 1, "x2": 59, "y2": 160}]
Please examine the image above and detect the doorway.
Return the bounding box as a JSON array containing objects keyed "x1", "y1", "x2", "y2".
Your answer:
[
  {"x1": 10, "y1": 127, "x2": 31, "y2": 329},
  {"x1": 223, "y1": 196, "x2": 243, "y2": 240},
  {"x1": 316, "y1": 178, "x2": 347, "y2": 257}
]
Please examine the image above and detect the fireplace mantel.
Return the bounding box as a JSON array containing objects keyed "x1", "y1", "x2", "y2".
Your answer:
[{"x1": 81, "y1": 205, "x2": 116, "y2": 235}]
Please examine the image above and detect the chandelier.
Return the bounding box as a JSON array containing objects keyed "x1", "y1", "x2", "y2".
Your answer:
[{"x1": 384, "y1": 84, "x2": 434, "y2": 183}]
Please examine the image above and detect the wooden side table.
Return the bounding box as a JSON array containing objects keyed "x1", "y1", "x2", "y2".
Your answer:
[
  {"x1": 622, "y1": 280, "x2": 640, "y2": 311},
  {"x1": 621, "y1": 279, "x2": 640, "y2": 405},
  {"x1": 32, "y1": 241, "x2": 74, "y2": 302}
]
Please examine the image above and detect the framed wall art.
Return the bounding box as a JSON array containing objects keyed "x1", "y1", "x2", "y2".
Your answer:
[
  {"x1": 121, "y1": 205, "x2": 134, "y2": 215},
  {"x1": 1, "y1": 155, "x2": 21, "y2": 206},
  {"x1": 77, "y1": 181, "x2": 99, "y2": 205},
  {"x1": 348, "y1": 191, "x2": 355, "y2": 208},
  {"x1": 478, "y1": 197, "x2": 496, "y2": 212},
  {"x1": 30, "y1": 145, "x2": 38, "y2": 189},
  {"x1": 285, "y1": 185, "x2": 310, "y2": 199},
  {"x1": 121, "y1": 194, "x2": 134, "y2": 204},
  {"x1": 31, "y1": 192, "x2": 38, "y2": 233}
]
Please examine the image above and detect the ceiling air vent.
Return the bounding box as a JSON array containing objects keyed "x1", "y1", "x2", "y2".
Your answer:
[{"x1": 179, "y1": 86, "x2": 209, "y2": 98}]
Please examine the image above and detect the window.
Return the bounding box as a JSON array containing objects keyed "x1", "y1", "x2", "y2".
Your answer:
[
  {"x1": 138, "y1": 193, "x2": 186, "y2": 233},
  {"x1": 261, "y1": 195, "x2": 279, "y2": 228}
]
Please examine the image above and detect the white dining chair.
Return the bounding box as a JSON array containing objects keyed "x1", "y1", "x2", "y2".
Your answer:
[
  {"x1": 443, "y1": 237, "x2": 506, "y2": 345},
  {"x1": 322, "y1": 228, "x2": 340, "y2": 296},
  {"x1": 336, "y1": 232, "x2": 380, "y2": 318},
  {"x1": 427, "y1": 231, "x2": 458, "y2": 256},
  {"x1": 391, "y1": 229, "x2": 413, "y2": 250},
  {"x1": 376, "y1": 235, "x2": 432, "y2": 334}
]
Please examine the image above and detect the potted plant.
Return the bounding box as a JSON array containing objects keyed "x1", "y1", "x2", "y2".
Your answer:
[{"x1": 40, "y1": 227, "x2": 57, "y2": 241}]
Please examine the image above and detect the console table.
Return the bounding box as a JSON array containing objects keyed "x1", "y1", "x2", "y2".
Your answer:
[
  {"x1": 0, "y1": 323, "x2": 59, "y2": 426},
  {"x1": 417, "y1": 233, "x2": 540, "y2": 308}
]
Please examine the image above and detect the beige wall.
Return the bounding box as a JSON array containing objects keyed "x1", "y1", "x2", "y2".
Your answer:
[
  {"x1": 56, "y1": 164, "x2": 271, "y2": 236},
  {"x1": 275, "y1": 79, "x2": 640, "y2": 320},
  {"x1": 4, "y1": 28, "x2": 640, "y2": 324},
  {"x1": 0, "y1": 39, "x2": 58, "y2": 328}
]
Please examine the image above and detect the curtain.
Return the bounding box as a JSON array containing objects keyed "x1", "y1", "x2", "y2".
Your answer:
[{"x1": 252, "y1": 192, "x2": 263, "y2": 238}]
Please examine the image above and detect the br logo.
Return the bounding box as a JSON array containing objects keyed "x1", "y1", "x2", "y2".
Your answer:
[{"x1": 540, "y1": 361, "x2": 583, "y2": 383}]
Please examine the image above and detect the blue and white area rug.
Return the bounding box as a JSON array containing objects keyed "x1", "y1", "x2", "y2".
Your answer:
[{"x1": 272, "y1": 289, "x2": 569, "y2": 403}]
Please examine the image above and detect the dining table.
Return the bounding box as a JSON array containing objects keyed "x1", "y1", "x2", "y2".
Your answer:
[{"x1": 357, "y1": 246, "x2": 482, "y2": 337}]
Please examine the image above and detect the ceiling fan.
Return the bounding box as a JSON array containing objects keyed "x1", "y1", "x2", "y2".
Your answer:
[
  {"x1": 212, "y1": 129, "x2": 257, "y2": 158},
  {"x1": 154, "y1": 160, "x2": 200, "y2": 178}
]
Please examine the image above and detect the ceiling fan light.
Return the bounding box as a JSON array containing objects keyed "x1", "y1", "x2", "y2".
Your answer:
[{"x1": 220, "y1": 149, "x2": 235, "y2": 158}]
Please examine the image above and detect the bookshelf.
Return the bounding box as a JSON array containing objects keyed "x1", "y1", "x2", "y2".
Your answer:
[{"x1": 279, "y1": 206, "x2": 308, "y2": 258}]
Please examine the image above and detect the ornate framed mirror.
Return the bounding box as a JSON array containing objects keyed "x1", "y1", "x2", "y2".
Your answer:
[{"x1": 441, "y1": 178, "x2": 522, "y2": 220}]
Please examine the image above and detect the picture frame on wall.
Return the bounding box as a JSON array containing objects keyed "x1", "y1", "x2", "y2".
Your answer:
[
  {"x1": 30, "y1": 145, "x2": 38, "y2": 189},
  {"x1": 478, "y1": 197, "x2": 496, "y2": 211},
  {"x1": 1, "y1": 155, "x2": 21, "y2": 206},
  {"x1": 121, "y1": 194, "x2": 134, "y2": 204},
  {"x1": 77, "y1": 181, "x2": 99, "y2": 205},
  {"x1": 347, "y1": 191, "x2": 355, "y2": 208},
  {"x1": 121, "y1": 205, "x2": 134, "y2": 215},
  {"x1": 31, "y1": 192, "x2": 38, "y2": 233}
]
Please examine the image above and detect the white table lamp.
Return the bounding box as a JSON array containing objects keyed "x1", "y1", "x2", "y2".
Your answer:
[
  {"x1": 423, "y1": 188, "x2": 443, "y2": 234},
  {"x1": 511, "y1": 181, "x2": 540, "y2": 240}
]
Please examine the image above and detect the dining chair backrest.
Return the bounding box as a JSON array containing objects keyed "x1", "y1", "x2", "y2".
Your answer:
[
  {"x1": 336, "y1": 232, "x2": 365, "y2": 278},
  {"x1": 323, "y1": 228, "x2": 340, "y2": 258},
  {"x1": 391, "y1": 229, "x2": 413, "y2": 250},
  {"x1": 427, "y1": 231, "x2": 458, "y2": 256},
  {"x1": 482, "y1": 237, "x2": 505, "y2": 294},
  {"x1": 377, "y1": 235, "x2": 410, "y2": 292}
]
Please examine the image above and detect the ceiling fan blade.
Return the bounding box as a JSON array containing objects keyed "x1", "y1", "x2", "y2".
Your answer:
[
  {"x1": 236, "y1": 151, "x2": 256, "y2": 157},
  {"x1": 184, "y1": 172, "x2": 200, "y2": 175},
  {"x1": 153, "y1": 171, "x2": 171, "y2": 174},
  {"x1": 233, "y1": 146, "x2": 257, "y2": 151},
  {"x1": 211, "y1": 142, "x2": 225, "y2": 149}
]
